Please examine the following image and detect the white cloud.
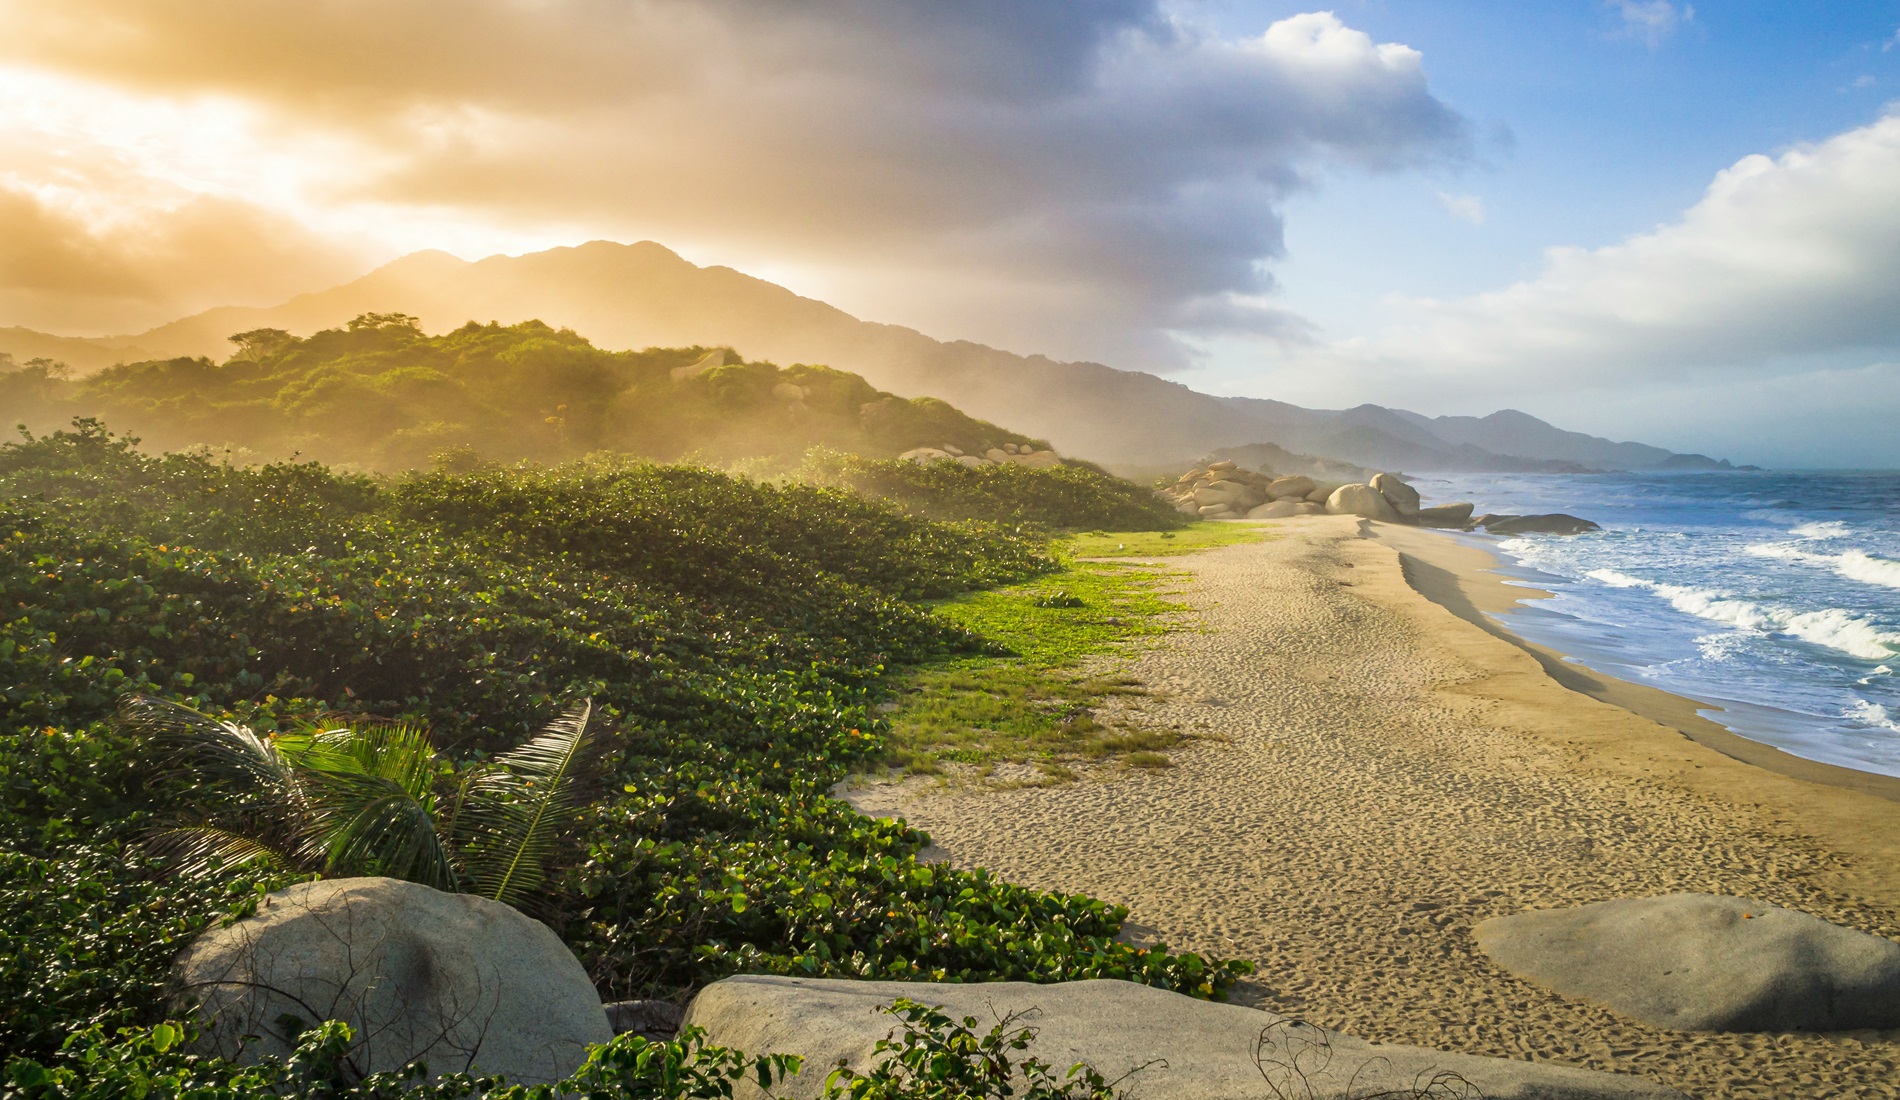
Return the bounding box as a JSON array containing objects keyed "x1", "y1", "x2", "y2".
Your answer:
[
  {"x1": 1259, "y1": 110, "x2": 1900, "y2": 465},
  {"x1": 1608, "y1": 1, "x2": 1694, "y2": 49},
  {"x1": 1435, "y1": 191, "x2": 1486, "y2": 225}
]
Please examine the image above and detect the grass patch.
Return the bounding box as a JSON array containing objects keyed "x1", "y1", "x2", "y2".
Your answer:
[
  {"x1": 1063, "y1": 521, "x2": 1268, "y2": 559},
  {"x1": 879, "y1": 553, "x2": 1195, "y2": 781}
]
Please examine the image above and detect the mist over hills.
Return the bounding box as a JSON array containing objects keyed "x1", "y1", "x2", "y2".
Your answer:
[{"x1": 0, "y1": 240, "x2": 1728, "y2": 472}]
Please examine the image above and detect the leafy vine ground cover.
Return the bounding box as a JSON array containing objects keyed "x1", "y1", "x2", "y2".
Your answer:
[{"x1": 0, "y1": 421, "x2": 1248, "y2": 1096}]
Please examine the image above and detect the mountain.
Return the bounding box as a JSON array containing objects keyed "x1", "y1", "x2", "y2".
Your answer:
[
  {"x1": 0, "y1": 240, "x2": 1722, "y2": 471},
  {"x1": 0, "y1": 327, "x2": 158, "y2": 374}
]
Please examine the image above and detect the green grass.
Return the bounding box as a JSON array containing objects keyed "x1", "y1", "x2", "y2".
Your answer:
[
  {"x1": 877, "y1": 545, "x2": 1202, "y2": 783},
  {"x1": 1062, "y1": 521, "x2": 1268, "y2": 559}
]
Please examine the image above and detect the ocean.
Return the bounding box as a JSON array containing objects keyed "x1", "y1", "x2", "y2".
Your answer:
[{"x1": 1413, "y1": 471, "x2": 1900, "y2": 778}]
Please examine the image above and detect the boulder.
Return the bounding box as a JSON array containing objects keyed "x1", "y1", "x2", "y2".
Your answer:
[
  {"x1": 1207, "y1": 459, "x2": 1238, "y2": 472},
  {"x1": 604, "y1": 999, "x2": 686, "y2": 1038},
  {"x1": 1325, "y1": 484, "x2": 1401, "y2": 522},
  {"x1": 941, "y1": 444, "x2": 964, "y2": 456},
  {"x1": 1369, "y1": 472, "x2": 1421, "y2": 517},
  {"x1": 174, "y1": 877, "x2": 610, "y2": 1084},
  {"x1": 1292, "y1": 502, "x2": 1327, "y2": 515},
  {"x1": 1246, "y1": 500, "x2": 1308, "y2": 519},
  {"x1": 683, "y1": 976, "x2": 1686, "y2": 1100},
  {"x1": 1013, "y1": 449, "x2": 1062, "y2": 468},
  {"x1": 1415, "y1": 502, "x2": 1476, "y2": 528},
  {"x1": 954, "y1": 455, "x2": 985, "y2": 468},
  {"x1": 1193, "y1": 480, "x2": 1265, "y2": 512},
  {"x1": 1484, "y1": 514, "x2": 1602, "y2": 536},
  {"x1": 897, "y1": 447, "x2": 951, "y2": 463},
  {"x1": 1198, "y1": 504, "x2": 1239, "y2": 519},
  {"x1": 1476, "y1": 894, "x2": 1900, "y2": 1032},
  {"x1": 771, "y1": 382, "x2": 809, "y2": 402},
  {"x1": 984, "y1": 448, "x2": 1010, "y2": 462},
  {"x1": 1265, "y1": 475, "x2": 1316, "y2": 501}
]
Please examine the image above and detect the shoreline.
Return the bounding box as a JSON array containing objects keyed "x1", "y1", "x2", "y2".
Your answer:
[
  {"x1": 845, "y1": 517, "x2": 1900, "y2": 1098},
  {"x1": 1370, "y1": 522, "x2": 1900, "y2": 805}
]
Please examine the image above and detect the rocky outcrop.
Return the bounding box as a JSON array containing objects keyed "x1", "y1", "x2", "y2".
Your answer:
[
  {"x1": 1156, "y1": 462, "x2": 1600, "y2": 536},
  {"x1": 1266, "y1": 475, "x2": 1316, "y2": 501},
  {"x1": 1477, "y1": 895, "x2": 1900, "y2": 1033},
  {"x1": 1247, "y1": 500, "x2": 1325, "y2": 519},
  {"x1": 898, "y1": 442, "x2": 1062, "y2": 469},
  {"x1": 1415, "y1": 502, "x2": 1476, "y2": 528},
  {"x1": 1482, "y1": 514, "x2": 1603, "y2": 536},
  {"x1": 1324, "y1": 483, "x2": 1401, "y2": 522},
  {"x1": 1369, "y1": 472, "x2": 1420, "y2": 517},
  {"x1": 174, "y1": 877, "x2": 610, "y2": 1084},
  {"x1": 1157, "y1": 462, "x2": 1279, "y2": 520},
  {"x1": 683, "y1": 975, "x2": 1687, "y2": 1100}
]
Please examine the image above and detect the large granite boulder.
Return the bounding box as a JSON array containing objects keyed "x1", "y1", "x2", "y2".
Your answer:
[
  {"x1": 1195, "y1": 480, "x2": 1266, "y2": 512},
  {"x1": 1482, "y1": 514, "x2": 1602, "y2": 536},
  {"x1": 1369, "y1": 473, "x2": 1421, "y2": 517},
  {"x1": 1266, "y1": 475, "x2": 1317, "y2": 501},
  {"x1": 1324, "y1": 484, "x2": 1401, "y2": 522},
  {"x1": 1476, "y1": 894, "x2": 1900, "y2": 1032},
  {"x1": 683, "y1": 976, "x2": 1686, "y2": 1100},
  {"x1": 1246, "y1": 500, "x2": 1309, "y2": 519},
  {"x1": 174, "y1": 877, "x2": 610, "y2": 1083},
  {"x1": 1415, "y1": 502, "x2": 1476, "y2": 528}
]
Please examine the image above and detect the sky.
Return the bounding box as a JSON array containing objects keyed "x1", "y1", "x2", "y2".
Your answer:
[{"x1": 1, "y1": 1, "x2": 1898, "y2": 465}]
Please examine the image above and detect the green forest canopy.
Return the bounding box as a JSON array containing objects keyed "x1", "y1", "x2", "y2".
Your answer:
[{"x1": 0, "y1": 313, "x2": 1046, "y2": 471}]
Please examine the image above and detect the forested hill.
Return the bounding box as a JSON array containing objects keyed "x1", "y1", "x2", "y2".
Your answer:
[{"x1": 0, "y1": 313, "x2": 1045, "y2": 471}]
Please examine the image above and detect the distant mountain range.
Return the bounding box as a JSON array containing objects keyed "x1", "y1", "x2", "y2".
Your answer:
[{"x1": 0, "y1": 240, "x2": 1738, "y2": 473}]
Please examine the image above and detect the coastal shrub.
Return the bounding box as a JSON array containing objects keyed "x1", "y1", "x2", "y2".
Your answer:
[
  {"x1": 801, "y1": 451, "x2": 1185, "y2": 532},
  {"x1": 0, "y1": 421, "x2": 1248, "y2": 1073}
]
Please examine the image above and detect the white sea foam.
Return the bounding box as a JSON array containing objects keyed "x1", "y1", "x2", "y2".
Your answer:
[
  {"x1": 1847, "y1": 700, "x2": 1900, "y2": 733},
  {"x1": 1744, "y1": 543, "x2": 1900, "y2": 590},
  {"x1": 1586, "y1": 569, "x2": 1900, "y2": 660},
  {"x1": 1837, "y1": 550, "x2": 1900, "y2": 589},
  {"x1": 1793, "y1": 521, "x2": 1852, "y2": 539}
]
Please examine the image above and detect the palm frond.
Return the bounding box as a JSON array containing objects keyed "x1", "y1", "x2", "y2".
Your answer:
[
  {"x1": 298, "y1": 768, "x2": 459, "y2": 892},
  {"x1": 143, "y1": 825, "x2": 296, "y2": 879},
  {"x1": 116, "y1": 695, "x2": 297, "y2": 800},
  {"x1": 282, "y1": 721, "x2": 441, "y2": 810},
  {"x1": 455, "y1": 700, "x2": 594, "y2": 905}
]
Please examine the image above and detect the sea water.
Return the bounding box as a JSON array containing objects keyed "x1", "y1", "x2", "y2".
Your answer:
[{"x1": 1413, "y1": 471, "x2": 1900, "y2": 778}]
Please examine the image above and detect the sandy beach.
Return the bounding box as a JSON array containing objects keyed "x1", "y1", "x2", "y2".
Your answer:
[{"x1": 846, "y1": 517, "x2": 1900, "y2": 1099}]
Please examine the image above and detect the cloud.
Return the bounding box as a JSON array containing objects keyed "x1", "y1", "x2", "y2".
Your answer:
[
  {"x1": 1272, "y1": 110, "x2": 1900, "y2": 460},
  {"x1": 0, "y1": 2, "x2": 1469, "y2": 364},
  {"x1": 1607, "y1": 1, "x2": 1693, "y2": 49},
  {"x1": 0, "y1": 184, "x2": 366, "y2": 333},
  {"x1": 1435, "y1": 191, "x2": 1486, "y2": 225}
]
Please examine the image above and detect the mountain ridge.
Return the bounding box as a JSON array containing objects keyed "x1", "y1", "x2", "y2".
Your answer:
[{"x1": 1, "y1": 239, "x2": 1725, "y2": 472}]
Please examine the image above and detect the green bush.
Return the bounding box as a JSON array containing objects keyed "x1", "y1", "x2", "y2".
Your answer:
[
  {"x1": 0, "y1": 421, "x2": 1248, "y2": 1077},
  {"x1": 802, "y1": 452, "x2": 1184, "y2": 533}
]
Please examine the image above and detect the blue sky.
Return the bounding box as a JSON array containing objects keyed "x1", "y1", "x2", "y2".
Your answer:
[{"x1": 1245, "y1": 1, "x2": 1900, "y2": 331}]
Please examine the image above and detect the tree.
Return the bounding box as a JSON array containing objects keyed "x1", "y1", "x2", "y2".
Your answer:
[
  {"x1": 346, "y1": 312, "x2": 423, "y2": 336},
  {"x1": 227, "y1": 328, "x2": 295, "y2": 363},
  {"x1": 125, "y1": 696, "x2": 595, "y2": 907}
]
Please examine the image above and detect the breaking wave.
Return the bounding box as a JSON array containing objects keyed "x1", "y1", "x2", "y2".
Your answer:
[
  {"x1": 1848, "y1": 700, "x2": 1900, "y2": 733},
  {"x1": 1792, "y1": 521, "x2": 1851, "y2": 539},
  {"x1": 1585, "y1": 569, "x2": 1900, "y2": 661},
  {"x1": 1745, "y1": 543, "x2": 1900, "y2": 590}
]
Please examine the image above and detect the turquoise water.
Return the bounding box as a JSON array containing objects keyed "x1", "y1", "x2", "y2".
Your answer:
[{"x1": 1415, "y1": 472, "x2": 1900, "y2": 778}]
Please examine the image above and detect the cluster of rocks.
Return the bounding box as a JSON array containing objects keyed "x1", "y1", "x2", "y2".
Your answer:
[
  {"x1": 897, "y1": 441, "x2": 1062, "y2": 469},
  {"x1": 1158, "y1": 461, "x2": 1476, "y2": 527},
  {"x1": 174, "y1": 877, "x2": 1900, "y2": 1095},
  {"x1": 1160, "y1": 460, "x2": 1604, "y2": 534}
]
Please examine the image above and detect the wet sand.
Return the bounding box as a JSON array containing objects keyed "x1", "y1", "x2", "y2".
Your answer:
[{"x1": 845, "y1": 516, "x2": 1900, "y2": 1099}]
